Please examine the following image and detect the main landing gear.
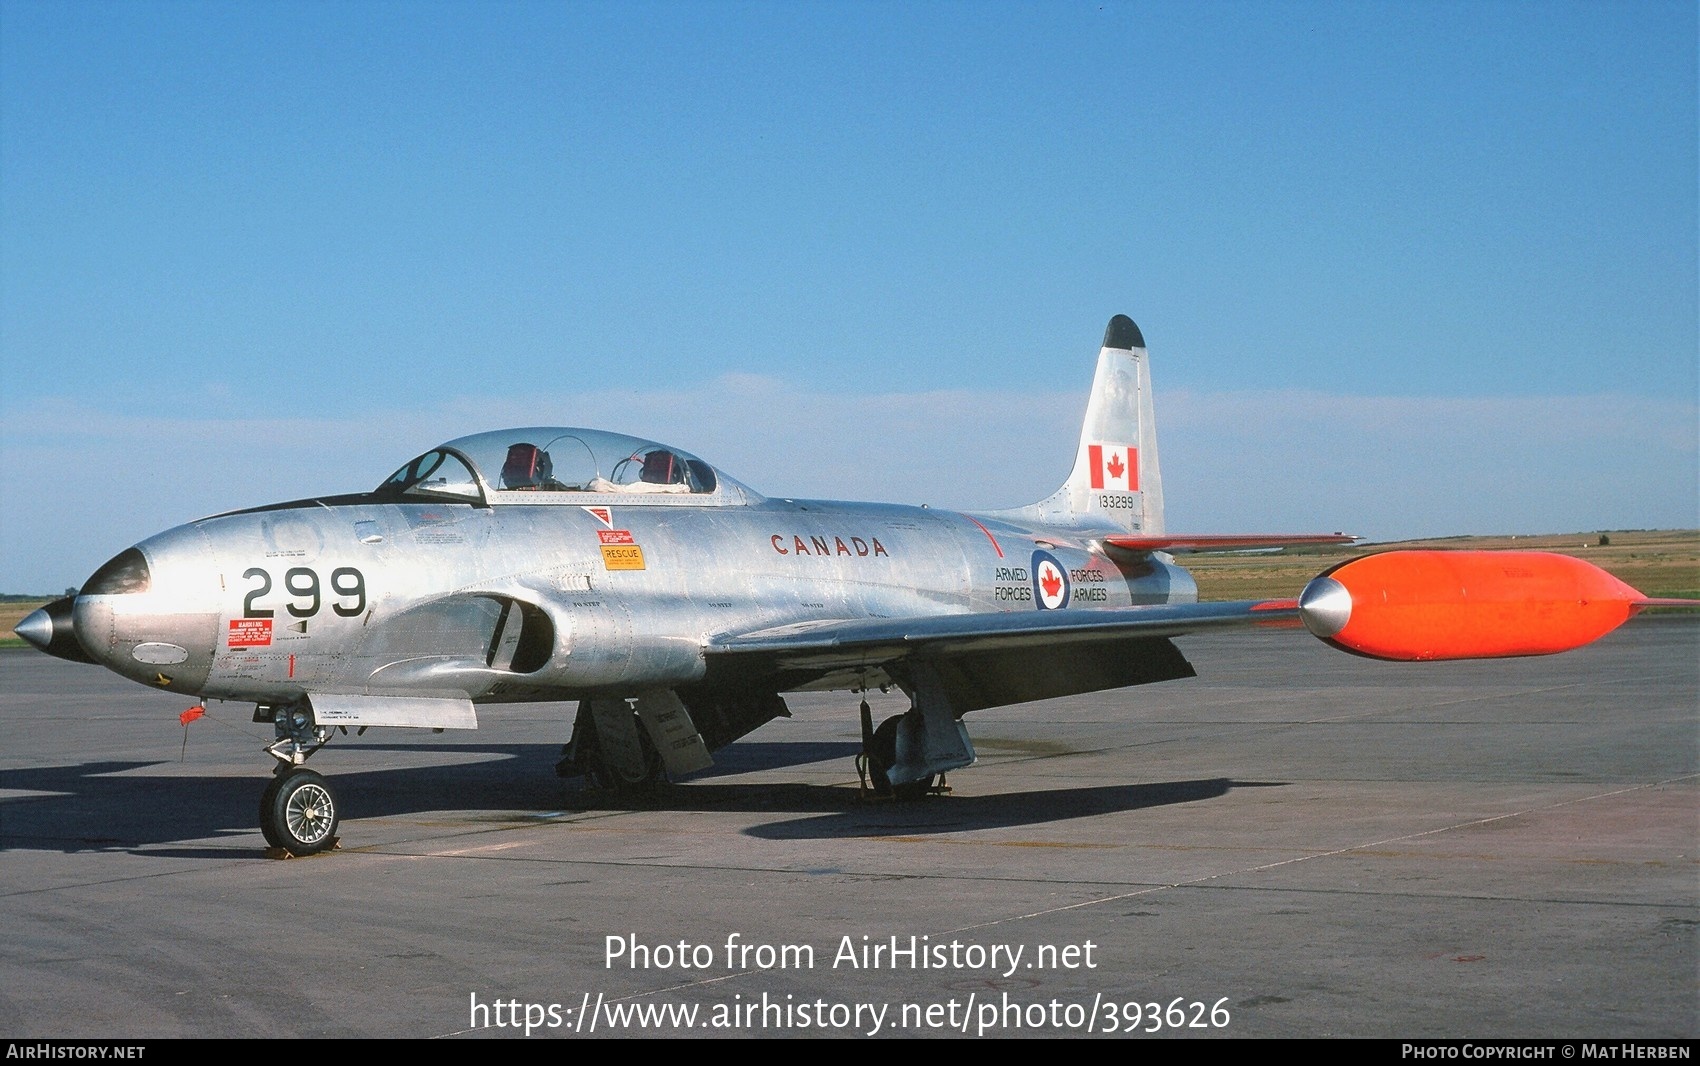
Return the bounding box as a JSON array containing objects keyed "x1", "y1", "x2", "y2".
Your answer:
[
  {"x1": 853, "y1": 667, "x2": 979, "y2": 800},
  {"x1": 257, "y1": 702, "x2": 342, "y2": 857},
  {"x1": 556, "y1": 699, "x2": 668, "y2": 794},
  {"x1": 857, "y1": 701, "x2": 939, "y2": 802}
]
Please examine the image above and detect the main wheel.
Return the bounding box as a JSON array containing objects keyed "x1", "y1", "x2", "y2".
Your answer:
[
  {"x1": 260, "y1": 768, "x2": 341, "y2": 855},
  {"x1": 562, "y1": 710, "x2": 665, "y2": 793},
  {"x1": 867, "y1": 715, "x2": 934, "y2": 801},
  {"x1": 592, "y1": 728, "x2": 664, "y2": 792}
]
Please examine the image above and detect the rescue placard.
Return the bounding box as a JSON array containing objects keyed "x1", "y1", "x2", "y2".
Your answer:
[{"x1": 600, "y1": 544, "x2": 646, "y2": 570}]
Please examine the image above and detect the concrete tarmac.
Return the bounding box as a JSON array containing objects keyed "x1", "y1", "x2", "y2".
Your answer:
[{"x1": 2, "y1": 619, "x2": 1695, "y2": 1039}]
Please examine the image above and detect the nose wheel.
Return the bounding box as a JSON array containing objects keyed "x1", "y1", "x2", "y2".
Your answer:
[{"x1": 260, "y1": 767, "x2": 341, "y2": 856}]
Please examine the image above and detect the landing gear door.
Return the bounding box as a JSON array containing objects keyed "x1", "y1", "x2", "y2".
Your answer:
[{"x1": 635, "y1": 691, "x2": 714, "y2": 775}]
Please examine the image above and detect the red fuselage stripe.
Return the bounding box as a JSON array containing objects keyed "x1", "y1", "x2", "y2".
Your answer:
[{"x1": 963, "y1": 515, "x2": 1004, "y2": 558}]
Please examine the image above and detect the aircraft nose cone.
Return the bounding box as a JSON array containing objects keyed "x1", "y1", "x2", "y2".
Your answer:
[
  {"x1": 1297, "y1": 575, "x2": 1353, "y2": 639},
  {"x1": 13, "y1": 595, "x2": 95, "y2": 663}
]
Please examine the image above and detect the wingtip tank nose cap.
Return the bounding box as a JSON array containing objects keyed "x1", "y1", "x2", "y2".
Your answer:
[
  {"x1": 14, "y1": 607, "x2": 53, "y2": 652},
  {"x1": 1297, "y1": 576, "x2": 1352, "y2": 638},
  {"x1": 1103, "y1": 314, "x2": 1144, "y2": 351}
]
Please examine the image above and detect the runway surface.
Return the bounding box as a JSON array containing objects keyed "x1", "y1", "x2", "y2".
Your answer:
[{"x1": 2, "y1": 619, "x2": 1695, "y2": 1039}]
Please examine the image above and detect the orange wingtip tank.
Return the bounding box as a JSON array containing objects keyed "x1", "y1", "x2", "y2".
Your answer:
[{"x1": 1296, "y1": 550, "x2": 1681, "y2": 662}]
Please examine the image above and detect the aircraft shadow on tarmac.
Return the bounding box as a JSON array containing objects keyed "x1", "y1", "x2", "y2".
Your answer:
[
  {"x1": 737, "y1": 778, "x2": 1270, "y2": 839},
  {"x1": 0, "y1": 741, "x2": 1276, "y2": 855}
]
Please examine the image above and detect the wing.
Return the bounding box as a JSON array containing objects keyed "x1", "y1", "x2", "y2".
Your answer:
[
  {"x1": 705, "y1": 599, "x2": 1298, "y2": 712},
  {"x1": 704, "y1": 548, "x2": 1695, "y2": 710},
  {"x1": 711, "y1": 598, "x2": 1298, "y2": 659}
]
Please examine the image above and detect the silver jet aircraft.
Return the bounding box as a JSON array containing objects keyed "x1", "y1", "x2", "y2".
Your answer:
[{"x1": 15, "y1": 314, "x2": 1675, "y2": 856}]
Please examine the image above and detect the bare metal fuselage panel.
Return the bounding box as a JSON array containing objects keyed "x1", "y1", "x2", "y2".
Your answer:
[{"x1": 75, "y1": 487, "x2": 1200, "y2": 724}]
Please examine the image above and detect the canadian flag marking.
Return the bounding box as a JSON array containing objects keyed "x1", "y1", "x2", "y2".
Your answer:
[{"x1": 1087, "y1": 443, "x2": 1138, "y2": 491}]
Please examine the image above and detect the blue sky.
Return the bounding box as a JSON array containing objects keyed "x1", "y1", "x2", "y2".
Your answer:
[{"x1": 2, "y1": 0, "x2": 1695, "y2": 592}]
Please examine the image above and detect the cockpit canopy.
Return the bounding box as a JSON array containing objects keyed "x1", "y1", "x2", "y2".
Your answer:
[{"x1": 375, "y1": 428, "x2": 732, "y2": 506}]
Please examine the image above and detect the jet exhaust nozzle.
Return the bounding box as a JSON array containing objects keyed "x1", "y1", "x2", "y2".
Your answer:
[{"x1": 14, "y1": 596, "x2": 96, "y2": 664}]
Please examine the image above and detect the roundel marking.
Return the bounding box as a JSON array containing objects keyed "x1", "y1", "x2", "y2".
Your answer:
[{"x1": 1031, "y1": 550, "x2": 1070, "y2": 610}]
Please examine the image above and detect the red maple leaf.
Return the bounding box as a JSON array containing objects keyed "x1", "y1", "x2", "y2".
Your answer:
[
  {"x1": 1041, "y1": 567, "x2": 1062, "y2": 599},
  {"x1": 1106, "y1": 453, "x2": 1125, "y2": 480}
]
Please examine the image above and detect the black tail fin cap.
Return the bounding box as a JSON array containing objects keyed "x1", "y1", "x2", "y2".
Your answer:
[{"x1": 1103, "y1": 314, "x2": 1145, "y2": 350}]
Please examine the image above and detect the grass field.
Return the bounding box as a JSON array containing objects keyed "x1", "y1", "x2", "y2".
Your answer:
[{"x1": 3, "y1": 529, "x2": 1695, "y2": 650}]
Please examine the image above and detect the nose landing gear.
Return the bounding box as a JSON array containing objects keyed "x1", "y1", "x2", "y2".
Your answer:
[{"x1": 257, "y1": 701, "x2": 341, "y2": 857}]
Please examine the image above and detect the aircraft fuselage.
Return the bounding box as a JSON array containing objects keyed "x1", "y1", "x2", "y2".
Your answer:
[{"x1": 74, "y1": 494, "x2": 1195, "y2": 708}]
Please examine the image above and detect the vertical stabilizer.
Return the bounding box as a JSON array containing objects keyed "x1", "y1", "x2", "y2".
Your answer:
[{"x1": 1000, "y1": 315, "x2": 1165, "y2": 534}]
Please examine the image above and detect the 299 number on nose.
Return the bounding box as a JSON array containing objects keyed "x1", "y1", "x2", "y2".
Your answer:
[{"x1": 242, "y1": 567, "x2": 366, "y2": 619}]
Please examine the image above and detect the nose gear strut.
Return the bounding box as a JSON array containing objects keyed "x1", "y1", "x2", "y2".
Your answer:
[{"x1": 260, "y1": 701, "x2": 333, "y2": 768}]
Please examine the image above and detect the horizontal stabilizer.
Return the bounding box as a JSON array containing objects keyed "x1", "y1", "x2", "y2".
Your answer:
[{"x1": 1106, "y1": 533, "x2": 1356, "y2": 553}]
